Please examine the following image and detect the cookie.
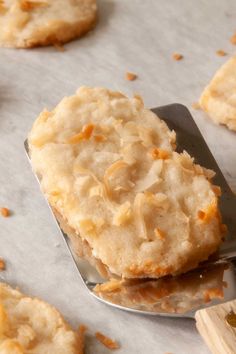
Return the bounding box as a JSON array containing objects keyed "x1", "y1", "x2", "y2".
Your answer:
[
  {"x1": 28, "y1": 87, "x2": 223, "y2": 279},
  {"x1": 0, "y1": 0, "x2": 97, "y2": 48},
  {"x1": 0, "y1": 282, "x2": 82, "y2": 354},
  {"x1": 200, "y1": 56, "x2": 236, "y2": 131}
]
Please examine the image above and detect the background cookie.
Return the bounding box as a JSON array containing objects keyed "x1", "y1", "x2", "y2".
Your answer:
[
  {"x1": 28, "y1": 87, "x2": 223, "y2": 279},
  {"x1": 200, "y1": 56, "x2": 236, "y2": 132},
  {"x1": 0, "y1": 0, "x2": 97, "y2": 48},
  {"x1": 0, "y1": 283, "x2": 82, "y2": 354}
]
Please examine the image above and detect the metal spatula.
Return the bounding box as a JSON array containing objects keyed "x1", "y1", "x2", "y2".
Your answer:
[{"x1": 25, "y1": 104, "x2": 236, "y2": 353}]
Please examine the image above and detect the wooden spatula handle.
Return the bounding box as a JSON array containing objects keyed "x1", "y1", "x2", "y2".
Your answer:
[{"x1": 195, "y1": 299, "x2": 236, "y2": 354}]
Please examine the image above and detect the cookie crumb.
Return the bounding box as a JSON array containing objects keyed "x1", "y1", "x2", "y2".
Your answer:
[
  {"x1": 1, "y1": 207, "x2": 10, "y2": 217},
  {"x1": 216, "y1": 50, "x2": 227, "y2": 56},
  {"x1": 125, "y1": 72, "x2": 137, "y2": 81},
  {"x1": 0, "y1": 259, "x2": 6, "y2": 271},
  {"x1": 191, "y1": 102, "x2": 200, "y2": 110},
  {"x1": 172, "y1": 53, "x2": 183, "y2": 61},
  {"x1": 230, "y1": 33, "x2": 236, "y2": 45},
  {"x1": 78, "y1": 325, "x2": 87, "y2": 354},
  {"x1": 95, "y1": 331, "x2": 120, "y2": 350}
]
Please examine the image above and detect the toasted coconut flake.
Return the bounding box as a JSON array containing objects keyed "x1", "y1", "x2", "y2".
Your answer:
[
  {"x1": 133, "y1": 94, "x2": 144, "y2": 107},
  {"x1": 230, "y1": 33, "x2": 236, "y2": 45},
  {"x1": 94, "y1": 279, "x2": 122, "y2": 293},
  {"x1": 125, "y1": 72, "x2": 137, "y2": 81},
  {"x1": 89, "y1": 185, "x2": 104, "y2": 198},
  {"x1": 133, "y1": 193, "x2": 148, "y2": 239},
  {"x1": 68, "y1": 124, "x2": 94, "y2": 144},
  {"x1": 0, "y1": 304, "x2": 8, "y2": 336},
  {"x1": 95, "y1": 332, "x2": 120, "y2": 350},
  {"x1": 74, "y1": 166, "x2": 101, "y2": 186},
  {"x1": 75, "y1": 166, "x2": 118, "y2": 214},
  {"x1": 138, "y1": 126, "x2": 153, "y2": 147},
  {"x1": 198, "y1": 200, "x2": 218, "y2": 223},
  {"x1": 200, "y1": 166, "x2": 215, "y2": 180},
  {"x1": 144, "y1": 192, "x2": 168, "y2": 210},
  {"x1": 172, "y1": 53, "x2": 183, "y2": 61},
  {"x1": 20, "y1": 0, "x2": 48, "y2": 11},
  {"x1": 37, "y1": 109, "x2": 51, "y2": 123},
  {"x1": 212, "y1": 185, "x2": 221, "y2": 196},
  {"x1": 1, "y1": 207, "x2": 10, "y2": 217},
  {"x1": 0, "y1": 0, "x2": 6, "y2": 13},
  {"x1": 79, "y1": 217, "x2": 104, "y2": 236},
  {"x1": 79, "y1": 219, "x2": 97, "y2": 236},
  {"x1": 50, "y1": 190, "x2": 61, "y2": 197},
  {"x1": 77, "y1": 324, "x2": 87, "y2": 354},
  {"x1": 134, "y1": 160, "x2": 163, "y2": 193},
  {"x1": 198, "y1": 210, "x2": 205, "y2": 220},
  {"x1": 104, "y1": 160, "x2": 129, "y2": 194},
  {"x1": 113, "y1": 201, "x2": 132, "y2": 226},
  {"x1": 0, "y1": 259, "x2": 6, "y2": 271},
  {"x1": 154, "y1": 228, "x2": 165, "y2": 240},
  {"x1": 216, "y1": 49, "x2": 227, "y2": 56},
  {"x1": 94, "y1": 135, "x2": 106, "y2": 142},
  {"x1": 149, "y1": 148, "x2": 170, "y2": 160}
]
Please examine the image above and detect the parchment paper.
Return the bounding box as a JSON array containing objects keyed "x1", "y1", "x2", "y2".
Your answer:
[{"x1": 1, "y1": 1, "x2": 236, "y2": 353}]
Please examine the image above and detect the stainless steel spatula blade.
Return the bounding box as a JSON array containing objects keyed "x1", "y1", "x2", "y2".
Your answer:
[{"x1": 25, "y1": 104, "x2": 236, "y2": 319}]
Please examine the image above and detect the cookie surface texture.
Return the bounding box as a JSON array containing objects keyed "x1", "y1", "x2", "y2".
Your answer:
[
  {"x1": 200, "y1": 56, "x2": 236, "y2": 131},
  {"x1": 0, "y1": 282, "x2": 81, "y2": 354},
  {"x1": 28, "y1": 87, "x2": 223, "y2": 279},
  {"x1": 0, "y1": 0, "x2": 97, "y2": 48}
]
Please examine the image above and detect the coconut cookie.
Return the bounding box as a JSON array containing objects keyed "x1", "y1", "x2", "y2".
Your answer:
[
  {"x1": 28, "y1": 87, "x2": 223, "y2": 279},
  {"x1": 0, "y1": 0, "x2": 97, "y2": 48},
  {"x1": 0, "y1": 283, "x2": 82, "y2": 354},
  {"x1": 200, "y1": 56, "x2": 236, "y2": 131}
]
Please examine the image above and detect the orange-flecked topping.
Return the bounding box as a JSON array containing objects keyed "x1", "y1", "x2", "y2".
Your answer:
[
  {"x1": 95, "y1": 332, "x2": 119, "y2": 350},
  {"x1": 128, "y1": 263, "x2": 172, "y2": 277},
  {"x1": 198, "y1": 210, "x2": 206, "y2": 220},
  {"x1": 125, "y1": 72, "x2": 137, "y2": 81},
  {"x1": 20, "y1": 0, "x2": 48, "y2": 11},
  {"x1": 230, "y1": 33, "x2": 236, "y2": 45},
  {"x1": 1, "y1": 207, "x2": 10, "y2": 217},
  {"x1": 216, "y1": 50, "x2": 227, "y2": 56},
  {"x1": 0, "y1": 0, "x2": 6, "y2": 13},
  {"x1": 68, "y1": 124, "x2": 94, "y2": 144},
  {"x1": 172, "y1": 53, "x2": 183, "y2": 61},
  {"x1": 154, "y1": 228, "x2": 165, "y2": 240},
  {"x1": 150, "y1": 148, "x2": 170, "y2": 160},
  {"x1": 0, "y1": 258, "x2": 6, "y2": 271},
  {"x1": 198, "y1": 201, "x2": 218, "y2": 223},
  {"x1": 212, "y1": 185, "x2": 221, "y2": 197},
  {"x1": 94, "y1": 135, "x2": 106, "y2": 142},
  {"x1": 82, "y1": 124, "x2": 94, "y2": 139}
]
